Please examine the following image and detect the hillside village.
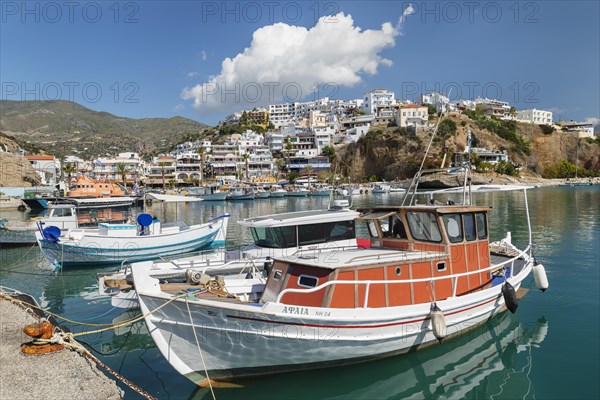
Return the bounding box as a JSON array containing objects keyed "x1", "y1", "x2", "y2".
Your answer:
[{"x1": 1, "y1": 89, "x2": 599, "y2": 189}]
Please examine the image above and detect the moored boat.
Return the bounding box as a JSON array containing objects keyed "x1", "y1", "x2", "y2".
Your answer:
[
  {"x1": 269, "y1": 184, "x2": 287, "y2": 198},
  {"x1": 371, "y1": 183, "x2": 391, "y2": 193},
  {"x1": 227, "y1": 187, "x2": 255, "y2": 200},
  {"x1": 285, "y1": 186, "x2": 310, "y2": 197},
  {"x1": 36, "y1": 213, "x2": 229, "y2": 268},
  {"x1": 98, "y1": 200, "x2": 361, "y2": 308},
  {"x1": 133, "y1": 168, "x2": 547, "y2": 386}
]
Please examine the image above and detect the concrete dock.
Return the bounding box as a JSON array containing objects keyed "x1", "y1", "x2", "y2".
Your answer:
[{"x1": 0, "y1": 297, "x2": 122, "y2": 400}]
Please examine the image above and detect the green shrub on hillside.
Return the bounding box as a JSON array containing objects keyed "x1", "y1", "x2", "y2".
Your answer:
[
  {"x1": 543, "y1": 160, "x2": 600, "y2": 178},
  {"x1": 539, "y1": 125, "x2": 555, "y2": 135}
]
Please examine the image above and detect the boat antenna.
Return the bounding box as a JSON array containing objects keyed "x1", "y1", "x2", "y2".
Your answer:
[{"x1": 402, "y1": 89, "x2": 452, "y2": 206}]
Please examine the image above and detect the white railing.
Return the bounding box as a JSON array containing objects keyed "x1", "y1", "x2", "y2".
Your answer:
[{"x1": 275, "y1": 245, "x2": 531, "y2": 307}]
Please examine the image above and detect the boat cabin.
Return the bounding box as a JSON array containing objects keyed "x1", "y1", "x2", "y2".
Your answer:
[
  {"x1": 260, "y1": 205, "x2": 496, "y2": 308},
  {"x1": 238, "y1": 202, "x2": 360, "y2": 251}
]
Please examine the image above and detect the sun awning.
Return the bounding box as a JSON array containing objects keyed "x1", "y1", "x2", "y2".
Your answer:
[{"x1": 356, "y1": 211, "x2": 397, "y2": 221}]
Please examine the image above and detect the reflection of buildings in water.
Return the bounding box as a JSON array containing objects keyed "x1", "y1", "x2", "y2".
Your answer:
[{"x1": 191, "y1": 313, "x2": 548, "y2": 400}]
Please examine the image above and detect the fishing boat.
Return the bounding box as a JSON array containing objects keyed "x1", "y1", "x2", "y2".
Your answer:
[
  {"x1": 269, "y1": 184, "x2": 287, "y2": 198},
  {"x1": 36, "y1": 213, "x2": 229, "y2": 268},
  {"x1": 389, "y1": 186, "x2": 406, "y2": 193},
  {"x1": 98, "y1": 200, "x2": 361, "y2": 308},
  {"x1": 132, "y1": 166, "x2": 549, "y2": 386},
  {"x1": 0, "y1": 204, "x2": 129, "y2": 246},
  {"x1": 255, "y1": 187, "x2": 271, "y2": 199},
  {"x1": 372, "y1": 183, "x2": 391, "y2": 193},
  {"x1": 188, "y1": 186, "x2": 229, "y2": 201},
  {"x1": 227, "y1": 187, "x2": 255, "y2": 200},
  {"x1": 285, "y1": 186, "x2": 310, "y2": 197},
  {"x1": 310, "y1": 184, "x2": 334, "y2": 196}
]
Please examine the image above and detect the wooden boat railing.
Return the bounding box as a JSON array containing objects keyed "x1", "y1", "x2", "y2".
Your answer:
[{"x1": 275, "y1": 244, "x2": 531, "y2": 308}]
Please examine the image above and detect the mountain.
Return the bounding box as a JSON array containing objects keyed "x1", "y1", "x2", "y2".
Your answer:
[{"x1": 0, "y1": 100, "x2": 208, "y2": 158}]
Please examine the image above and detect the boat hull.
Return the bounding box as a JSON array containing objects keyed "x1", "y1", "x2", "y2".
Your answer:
[
  {"x1": 200, "y1": 193, "x2": 229, "y2": 201},
  {"x1": 135, "y1": 260, "x2": 532, "y2": 385},
  {"x1": 285, "y1": 191, "x2": 309, "y2": 197},
  {"x1": 0, "y1": 228, "x2": 36, "y2": 246},
  {"x1": 37, "y1": 218, "x2": 227, "y2": 267}
]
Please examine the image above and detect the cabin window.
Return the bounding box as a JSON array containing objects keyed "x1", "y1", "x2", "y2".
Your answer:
[
  {"x1": 463, "y1": 213, "x2": 477, "y2": 241},
  {"x1": 476, "y1": 212, "x2": 487, "y2": 239},
  {"x1": 250, "y1": 227, "x2": 296, "y2": 248},
  {"x1": 52, "y1": 208, "x2": 72, "y2": 217},
  {"x1": 407, "y1": 212, "x2": 442, "y2": 243},
  {"x1": 273, "y1": 270, "x2": 283, "y2": 281},
  {"x1": 298, "y1": 221, "x2": 355, "y2": 246},
  {"x1": 437, "y1": 262, "x2": 447, "y2": 272},
  {"x1": 367, "y1": 220, "x2": 379, "y2": 238},
  {"x1": 298, "y1": 275, "x2": 318, "y2": 288},
  {"x1": 395, "y1": 267, "x2": 402, "y2": 276},
  {"x1": 392, "y1": 216, "x2": 407, "y2": 239},
  {"x1": 443, "y1": 214, "x2": 463, "y2": 243}
]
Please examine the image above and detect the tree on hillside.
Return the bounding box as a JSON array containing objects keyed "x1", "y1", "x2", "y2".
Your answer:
[
  {"x1": 322, "y1": 145, "x2": 336, "y2": 161},
  {"x1": 158, "y1": 162, "x2": 169, "y2": 190},
  {"x1": 115, "y1": 162, "x2": 131, "y2": 189},
  {"x1": 63, "y1": 164, "x2": 77, "y2": 188},
  {"x1": 197, "y1": 146, "x2": 206, "y2": 185},
  {"x1": 242, "y1": 153, "x2": 250, "y2": 180}
]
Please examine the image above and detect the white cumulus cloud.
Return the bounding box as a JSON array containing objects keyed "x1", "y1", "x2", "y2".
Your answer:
[
  {"x1": 583, "y1": 117, "x2": 600, "y2": 125},
  {"x1": 182, "y1": 8, "x2": 414, "y2": 116}
]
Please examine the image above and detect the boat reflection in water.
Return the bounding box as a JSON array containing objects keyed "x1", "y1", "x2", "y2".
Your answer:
[{"x1": 192, "y1": 312, "x2": 548, "y2": 400}]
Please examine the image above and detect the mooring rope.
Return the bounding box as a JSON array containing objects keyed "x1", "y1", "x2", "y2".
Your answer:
[{"x1": 185, "y1": 297, "x2": 216, "y2": 400}]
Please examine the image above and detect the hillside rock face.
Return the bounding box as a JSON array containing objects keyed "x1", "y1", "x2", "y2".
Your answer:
[
  {"x1": 335, "y1": 114, "x2": 600, "y2": 182},
  {"x1": 0, "y1": 152, "x2": 41, "y2": 187}
]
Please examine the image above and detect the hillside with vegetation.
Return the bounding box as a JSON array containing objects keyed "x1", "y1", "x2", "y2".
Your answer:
[
  {"x1": 0, "y1": 100, "x2": 208, "y2": 159},
  {"x1": 335, "y1": 112, "x2": 600, "y2": 183}
]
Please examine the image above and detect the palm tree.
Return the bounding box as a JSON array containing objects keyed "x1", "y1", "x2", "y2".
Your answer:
[
  {"x1": 158, "y1": 162, "x2": 169, "y2": 190},
  {"x1": 115, "y1": 162, "x2": 131, "y2": 190},
  {"x1": 304, "y1": 165, "x2": 313, "y2": 188},
  {"x1": 197, "y1": 146, "x2": 206, "y2": 185},
  {"x1": 63, "y1": 164, "x2": 77, "y2": 189},
  {"x1": 242, "y1": 153, "x2": 250, "y2": 180}
]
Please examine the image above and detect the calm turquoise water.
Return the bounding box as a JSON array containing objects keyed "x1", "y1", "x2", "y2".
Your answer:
[{"x1": 1, "y1": 187, "x2": 598, "y2": 399}]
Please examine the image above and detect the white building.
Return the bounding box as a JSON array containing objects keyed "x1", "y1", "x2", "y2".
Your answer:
[
  {"x1": 517, "y1": 109, "x2": 553, "y2": 125},
  {"x1": 560, "y1": 121, "x2": 595, "y2": 138},
  {"x1": 475, "y1": 98, "x2": 512, "y2": 120},
  {"x1": 338, "y1": 114, "x2": 374, "y2": 142},
  {"x1": 266, "y1": 132, "x2": 284, "y2": 152},
  {"x1": 396, "y1": 104, "x2": 429, "y2": 128},
  {"x1": 93, "y1": 152, "x2": 146, "y2": 184},
  {"x1": 24, "y1": 155, "x2": 59, "y2": 185},
  {"x1": 421, "y1": 92, "x2": 451, "y2": 112},
  {"x1": 175, "y1": 140, "x2": 212, "y2": 156},
  {"x1": 362, "y1": 89, "x2": 396, "y2": 115},
  {"x1": 466, "y1": 147, "x2": 510, "y2": 164}
]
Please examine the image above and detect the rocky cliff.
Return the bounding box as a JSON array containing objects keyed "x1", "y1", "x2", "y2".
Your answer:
[{"x1": 335, "y1": 113, "x2": 600, "y2": 182}]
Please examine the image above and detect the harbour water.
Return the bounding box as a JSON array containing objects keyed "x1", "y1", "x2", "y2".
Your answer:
[{"x1": 1, "y1": 186, "x2": 598, "y2": 399}]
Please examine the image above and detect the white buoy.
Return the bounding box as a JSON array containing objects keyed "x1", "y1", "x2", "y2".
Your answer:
[
  {"x1": 430, "y1": 303, "x2": 447, "y2": 342},
  {"x1": 533, "y1": 263, "x2": 549, "y2": 292}
]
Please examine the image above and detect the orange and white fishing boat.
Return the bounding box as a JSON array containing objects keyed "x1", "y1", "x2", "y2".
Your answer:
[
  {"x1": 66, "y1": 176, "x2": 125, "y2": 198},
  {"x1": 132, "y1": 166, "x2": 549, "y2": 386}
]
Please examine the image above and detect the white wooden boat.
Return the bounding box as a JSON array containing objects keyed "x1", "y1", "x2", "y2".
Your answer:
[
  {"x1": 188, "y1": 186, "x2": 229, "y2": 201},
  {"x1": 227, "y1": 187, "x2": 255, "y2": 200},
  {"x1": 0, "y1": 204, "x2": 130, "y2": 246},
  {"x1": 371, "y1": 183, "x2": 391, "y2": 193},
  {"x1": 310, "y1": 184, "x2": 333, "y2": 196},
  {"x1": 255, "y1": 189, "x2": 271, "y2": 199},
  {"x1": 99, "y1": 200, "x2": 361, "y2": 308},
  {"x1": 36, "y1": 213, "x2": 229, "y2": 268},
  {"x1": 269, "y1": 185, "x2": 287, "y2": 198},
  {"x1": 133, "y1": 168, "x2": 548, "y2": 386},
  {"x1": 285, "y1": 186, "x2": 310, "y2": 197}
]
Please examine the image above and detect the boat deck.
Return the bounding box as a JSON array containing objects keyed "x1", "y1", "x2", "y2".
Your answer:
[
  {"x1": 160, "y1": 284, "x2": 248, "y2": 304},
  {"x1": 490, "y1": 254, "x2": 527, "y2": 276}
]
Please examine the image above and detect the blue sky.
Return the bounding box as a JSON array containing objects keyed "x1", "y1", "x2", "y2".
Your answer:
[{"x1": 1, "y1": 1, "x2": 598, "y2": 126}]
